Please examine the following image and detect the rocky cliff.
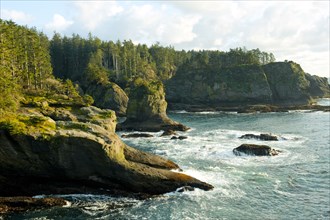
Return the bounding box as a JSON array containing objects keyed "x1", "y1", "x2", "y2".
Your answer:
[
  {"x1": 85, "y1": 82, "x2": 128, "y2": 116},
  {"x1": 166, "y1": 64, "x2": 272, "y2": 105},
  {"x1": 118, "y1": 79, "x2": 189, "y2": 132},
  {"x1": 305, "y1": 73, "x2": 330, "y2": 98},
  {"x1": 0, "y1": 105, "x2": 212, "y2": 197},
  {"x1": 165, "y1": 61, "x2": 329, "y2": 108},
  {"x1": 262, "y1": 62, "x2": 311, "y2": 104}
]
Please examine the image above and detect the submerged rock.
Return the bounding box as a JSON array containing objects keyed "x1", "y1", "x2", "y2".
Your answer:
[
  {"x1": 0, "y1": 105, "x2": 212, "y2": 197},
  {"x1": 239, "y1": 133, "x2": 278, "y2": 141},
  {"x1": 233, "y1": 144, "x2": 280, "y2": 156},
  {"x1": 118, "y1": 79, "x2": 189, "y2": 132}
]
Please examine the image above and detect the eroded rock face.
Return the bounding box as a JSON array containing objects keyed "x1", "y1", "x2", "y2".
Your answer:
[
  {"x1": 0, "y1": 106, "x2": 212, "y2": 197},
  {"x1": 262, "y1": 62, "x2": 311, "y2": 104},
  {"x1": 165, "y1": 61, "x2": 326, "y2": 109},
  {"x1": 119, "y1": 80, "x2": 189, "y2": 132},
  {"x1": 305, "y1": 73, "x2": 330, "y2": 98},
  {"x1": 86, "y1": 82, "x2": 128, "y2": 116},
  {"x1": 166, "y1": 64, "x2": 272, "y2": 105},
  {"x1": 233, "y1": 144, "x2": 280, "y2": 156}
]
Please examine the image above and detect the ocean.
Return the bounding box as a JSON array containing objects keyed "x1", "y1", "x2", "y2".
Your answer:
[{"x1": 5, "y1": 99, "x2": 330, "y2": 220}]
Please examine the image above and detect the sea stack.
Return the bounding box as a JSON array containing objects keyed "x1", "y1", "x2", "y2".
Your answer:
[{"x1": 118, "y1": 79, "x2": 189, "y2": 132}]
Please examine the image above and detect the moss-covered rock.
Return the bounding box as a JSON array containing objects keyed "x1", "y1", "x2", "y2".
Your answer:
[
  {"x1": 0, "y1": 105, "x2": 212, "y2": 197},
  {"x1": 305, "y1": 73, "x2": 330, "y2": 98},
  {"x1": 263, "y1": 62, "x2": 311, "y2": 104},
  {"x1": 85, "y1": 82, "x2": 128, "y2": 116},
  {"x1": 166, "y1": 64, "x2": 272, "y2": 105},
  {"x1": 166, "y1": 61, "x2": 327, "y2": 109},
  {"x1": 119, "y1": 79, "x2": 189, "y2": 132}
]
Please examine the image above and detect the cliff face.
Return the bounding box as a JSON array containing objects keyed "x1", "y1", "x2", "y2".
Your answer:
[
  {"x1": 85, "y1": 82, "x2": 128, "y2": 116},
  {"x1": 166, "y1": 61, "x2": 329, "y2": 107},
  {"x1": 166, "y1": 64, "x2": 272, "y2": 105},
  {"x1": 305, "y1": 73, "x2": 330, "y2": 98},
  {"x1": 0, "y1": 105, "x2": 212, "y2": 196},
  {"x1": 119, "y1": 79, "x2": 189, "y2": 132},
  {"x1": 262, "y1": 62, "x2": 310, "y2": 104}
]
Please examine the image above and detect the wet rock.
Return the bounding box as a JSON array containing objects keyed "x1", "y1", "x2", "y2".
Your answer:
[
  {"x1": 176, "y1": 186, "x2": 195, "y2": 192},
  {"x1": 239, "y1": 133, "x2": 278, "y2": 141},
  {"x1": 233, "y1": 144, "x2": 280, "y2": 156},
  {"x1": 160, "y1": 130, "x2": 177, "y2": 137},
  {"x1": 0, "y1": 105, "x2": 213, "y2": 197},
  {"x1": 0, "y1": 197, "x2": 67, "y2": 214},
  {"x1": 171, "y1": 136, "x2": 188, "y2": 140},
  {"x1": 121, "y1": 133, "x2": 154, "y2": 138}
]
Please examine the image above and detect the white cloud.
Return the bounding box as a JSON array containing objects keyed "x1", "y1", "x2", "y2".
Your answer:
[
  {"x1": 4, "y1": 1, "x2": 326, "y2": 77},
  {"x1": 1, "y1": 9, "x2": 33, "y2": 23},
  {"x1": 45, "y1": 14, "x2": 74, "y2": 32},
  {"x1": 74, "y1": 1, "x2": 123, "y2": 30}
]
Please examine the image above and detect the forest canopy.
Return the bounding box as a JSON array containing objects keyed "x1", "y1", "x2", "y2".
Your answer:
[{"x1": 0, "y1": 19, "x2": 276, "y2": 115}]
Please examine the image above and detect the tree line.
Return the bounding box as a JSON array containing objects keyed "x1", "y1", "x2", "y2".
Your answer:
[{"x1": 0, "y1": 19, "x2": 276, "y2": 113}]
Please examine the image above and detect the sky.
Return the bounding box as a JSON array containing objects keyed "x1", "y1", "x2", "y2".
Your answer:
[{"x1": 1, "y1": 0, "x2": 329, "y2": 77}]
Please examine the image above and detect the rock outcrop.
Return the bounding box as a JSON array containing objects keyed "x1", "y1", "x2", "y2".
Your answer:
[
  {"x1": 239, "y1": 133, "x2": 278, "y2": 141},
  {"x1": 262, "y1": 62, "x2": 311, "y2": 104},
  {"x1": 118, "y1": 79, "x2": 189, "y2": 132},
  {"x1": 305, "y1": 73, "x2": 330, "y2": 98},
  {"x1": 0, "y1": 105, "x2": 212, "y2": 197},
  {"x1": 166, "y1": 64, "x2": 272, "y2": 105},
  {"x1": 165, "y1": 61, "x2": 329, "y2": 109},
  {"x1": 233, "y1": 144, "x2": 280, "y2": 156},
  {"x1": 0, "y1": 197, "x2": 67, "y2": 214},
  {"x1": 121, "y1": 133, "x2": 154, "y2": 138},
  {"x1": 85, "y1": 82, "x2": 128, "y2": 116}
]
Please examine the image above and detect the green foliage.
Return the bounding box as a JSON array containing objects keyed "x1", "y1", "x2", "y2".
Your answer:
[
  {"x1": 0, "y1": 113, "x2": 56, "y2": 135},
  {"x1": 57, "y1": 121, "x2": 89, "y2": 131},
  {"x1": 83, "y1": 94, "x2": 94, "y2": 106}
]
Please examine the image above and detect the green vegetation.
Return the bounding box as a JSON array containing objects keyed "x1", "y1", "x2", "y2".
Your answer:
[
  {"x1": 0, "y1": 113, "x2": 56, "y2": 135},
  {"x1": 1, "y1": 18, "x2": 327, "y2": 125},
  {"x1": 0, "y1": 19, "x2": 93, "y2": 118}
]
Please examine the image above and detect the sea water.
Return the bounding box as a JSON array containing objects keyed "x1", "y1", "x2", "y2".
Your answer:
[{"x1": 5, "y1": 99, "x2": 330, "y2": 220}]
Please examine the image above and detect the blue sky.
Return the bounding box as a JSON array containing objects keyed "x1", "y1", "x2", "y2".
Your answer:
[{"x1": 1, "y1": 0, "x2": 329, "y2": 77}]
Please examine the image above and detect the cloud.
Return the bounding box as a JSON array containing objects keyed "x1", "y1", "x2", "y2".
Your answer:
[
  {"x1": 45, "y1": 14, "x2": 74, "y2": 32},
  {"x1": 1, "y1": 9, "x2": 33, "y2": 23},
  {"x1": 74, "y1": 1, "x2": 123, "y2": 30}
]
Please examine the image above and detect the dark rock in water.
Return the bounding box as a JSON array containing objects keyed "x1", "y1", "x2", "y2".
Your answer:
[
  {"x1": 0, "y1": 197, "x2": 67, "y2": 214},
  {"x1": 119, "y1": 80, "x2": 189, "y2": 132},
  {"x1": 121, "y1": 133, "x2": 154, "y2": 138},
  {"x1": 239, "y1": 133, "x2": 278, "y2": 141},
  {"x1": 233, "y1": 144, "x2": 280, "y2": 156},
  {"x1": 171, "y1": 136, "x2": 188, "y2": 140},
  {"x1": 161, "y1": 130, "x2": 177, "y2": 137},
  {"x1": 176, "y1": 186, "x2": 195, "y2": 192}
]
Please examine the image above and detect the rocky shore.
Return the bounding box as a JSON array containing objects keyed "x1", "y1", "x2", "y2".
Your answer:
[{"x1": 0, "y1": 104, "x2": 212, "y2": 215}]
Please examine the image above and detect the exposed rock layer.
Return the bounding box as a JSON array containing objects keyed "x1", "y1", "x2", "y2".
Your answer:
[
  {"x1": 119, "y1": 80, "x2": 189, "y2": 132},
  {"x1": 0, "y1": 106, "x2": 212, "y2": 197},
  {"x1": 165, "y1": 62, "x2": 330, "y2": 109}
]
